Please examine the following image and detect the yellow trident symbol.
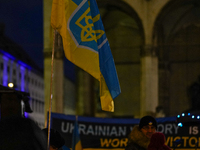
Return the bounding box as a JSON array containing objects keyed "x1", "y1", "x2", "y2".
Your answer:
[{"x1": 75, "y1": 7, "x2": 104, "y2": 42}]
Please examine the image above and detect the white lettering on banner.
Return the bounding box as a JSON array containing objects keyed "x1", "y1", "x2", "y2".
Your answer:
[
  {"x1": 79, "y1": 124, "x2": 86, "y2": 134},
  {"x1": 84, "y1": 126, "x2": 126, "y2": 136},
  {"x1": 119, "y1": 126, "x2": 126, "y2": 136},
  {"x1": 95, "y1": 125, "x2": 99, "y2": 135},
  {"x1": 189, "y1": 126, "x2": 198, "y2": 135},
  {"x1": 174, "y1": 124, "x2": 179, "y2": 134},
  {"x1": 157, "y1": 123, "x2": 179, "y2": 134},
  {"x1": 99, "y1": 126, "x2": 106, "y2": 136},
  {"x1": 110, "y1": 127, "x2": 117, "y2": 136},
  {"x1": 61, "y1": 122, "x2": 74, "y2": 133},
  {"x1": 165, "y1": 124, "x2": 173, "y2": 134},
  {"x1": 107, "y1": 126, "x2": 110, "y2": 136},
  {"x1": 87, "y1": 125, "x2": 95, "y2": 135},
  {"x1": 60, "y1": 122, "x2": 127, "y2": 136},
  {"x1": 61, "y1": 121, "x2": 180, "y2": 136}
]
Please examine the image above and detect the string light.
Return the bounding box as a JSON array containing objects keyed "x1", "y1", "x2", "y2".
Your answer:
[
  {"x1": 176, "y1": 112, "x2": 200, "y2": 127},
  {"x1": 178, "y1": 122, "x2": 183, "y2": 127}
]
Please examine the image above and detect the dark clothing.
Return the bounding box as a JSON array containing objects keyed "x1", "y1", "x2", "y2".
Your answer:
[
  {"x1": 125, "y1": 125, "x2": 150, "y2": 150},
  {"x1": 0, "y1": 117, "x2": 47, "y2": 150},
  {"x1": 42, "y1": 128, "x2": 65, "y2": 149}
]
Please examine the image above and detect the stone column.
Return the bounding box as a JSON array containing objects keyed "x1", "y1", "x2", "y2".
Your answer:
[
  {"x1": 43, "y1": 0, "x2": 64, "y2": 123},
  {"x1": 76, "y1": 70, "x2": 95, "y2": 116},
  {"x1": 43, "y1": 0, "x2": 52, "y2": 123},
  {"x1": 140, "y1": 45, "x2": 158, "y2": 117},
  {"x1": 53, "y1": 33, "x2": 64, "y2": 113},
  {"x1": 44, "y1": 31, "x2": 64, "y2": 122}
]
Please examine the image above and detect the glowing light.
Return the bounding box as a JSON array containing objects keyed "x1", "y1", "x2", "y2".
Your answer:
[
  {"x1": 24, "y1": 112, "x2": 28, "y2": 118},
  {"x1": 178, "y1": 123, "x2": 183, "y2": 127},
  {"x1": 18, "y1": 60, "x2": 32, "y2": 70},
  {"x1": 197, "y1": 116, "x2": 200, "y2": 119},
  {"x1": 182, "y1": 113, "x2": 185, "y2": 116},
  {"x1": 0, "y1": 49, "x2": 15, "y2": 60},
  {"x1": 20, "y1": 66, "x2": 25, "y2": 92},
  {"x1": 177, "y1": 115, "x2": 180, "y2": 118},
  {"x1": 192, "y1": 115, "x2": 195, "y2": 118},
  {"x1": 2, "y1": 56, "x2": 8, "y2": 86},
  {"x1": 188, "y1": 113, "x2": 190, "y2": 116},
  {"x1": 8, "y1": 83, "x2": 14, "y2": 88}
]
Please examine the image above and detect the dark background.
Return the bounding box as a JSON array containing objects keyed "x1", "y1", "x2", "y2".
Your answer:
[{"x1": 0, "y1": 0, "x2": 43, "y2": 68}]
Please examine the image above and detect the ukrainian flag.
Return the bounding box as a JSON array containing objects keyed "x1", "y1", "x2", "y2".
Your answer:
[
  {"x1": 72, "y1": 119, "x2": 82, "y2": 150},
  {"x1": 51, "y1": 0, "x2": 121, "y2": 111}
]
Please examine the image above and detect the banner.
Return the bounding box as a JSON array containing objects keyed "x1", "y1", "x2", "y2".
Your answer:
[{"x1": 49, "y1": 113, "x2": 200, "y2": 150}]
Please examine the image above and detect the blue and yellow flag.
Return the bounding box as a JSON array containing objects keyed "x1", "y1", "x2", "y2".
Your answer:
[
  {"x1": 51, "y1": 0, "x2": 121, "y2": 111},
  {"x1": 72, "y1": 119, "x2": 82, "y2": 150}
]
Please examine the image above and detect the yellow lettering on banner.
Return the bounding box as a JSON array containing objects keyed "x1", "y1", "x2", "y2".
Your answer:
[
  {"x1": 100, "y1": 138, "x2": 112, "y2": 147},
  {"x1": 166, "y1": 137, "x2": 170, "y2": 146},
  {"x1": 182, "y1": 137, "x2": 189, "y2": 147},
  {"x1": 100, "y1": 138, "x2": 128, "y2": 148},
  {"x1": 199, "y1": 137, "x2": 200, "y2": 147},
  {"x1": 111, "y1": 139, "x2": 119, "y2": 147},
  {"x1": 189, "y1": 137, "x2": 197, "y2": 147},
  {"x1": 165, "y1": 136, "x2": 200, "y2": 148},
  {"x1": 170, "y1": 137, "x2": 173, "y2": 147},
  {"x1": 120, "y1": 138, "x2": 128, "y2": 147},
  {"x1": 99, "y1": 136, "x2": 200, "y2": 149},
  {"x1": 166, "y1": 136, "x2": 175, "y2": 147}
]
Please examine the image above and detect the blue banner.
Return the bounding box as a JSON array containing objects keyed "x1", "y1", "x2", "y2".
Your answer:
[{"x1": 48, "y1": 112, "x2": 200, "y2": 150}]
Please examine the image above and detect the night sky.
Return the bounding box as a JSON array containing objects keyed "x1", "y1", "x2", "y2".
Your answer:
[
  {"x1": 0, "y1": 0, "x2": 75, "y2": 81},
  {"x1": 0, "y1": 0, "x2": 43, "y2": 68}
]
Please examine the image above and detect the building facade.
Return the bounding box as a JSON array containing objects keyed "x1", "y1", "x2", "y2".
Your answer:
[{"x1": 0, "y1": 28, "x2": 45, "y2": 128}]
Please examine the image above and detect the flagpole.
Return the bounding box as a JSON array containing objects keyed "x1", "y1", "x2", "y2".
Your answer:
[{"x1": 47, "y1": 28, "x2": 56, "y2": 150}]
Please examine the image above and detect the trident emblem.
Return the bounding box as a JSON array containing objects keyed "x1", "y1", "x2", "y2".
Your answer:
[{"x1": 75, "y1": 7, "x2": 104, "y2": 42}]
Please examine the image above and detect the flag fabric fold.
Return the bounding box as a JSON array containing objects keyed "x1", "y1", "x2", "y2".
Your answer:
[
  {"x1": 51, "y1": 0, "x2": 121, "y2": 112},
  {"x1": 72, "y1": 118, "x2": 82, "y2": 150}
]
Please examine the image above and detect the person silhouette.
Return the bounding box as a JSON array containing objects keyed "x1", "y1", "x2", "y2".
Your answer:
[{"x1": 0, "y1": 117, "x2": 47, "y2": 150}]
